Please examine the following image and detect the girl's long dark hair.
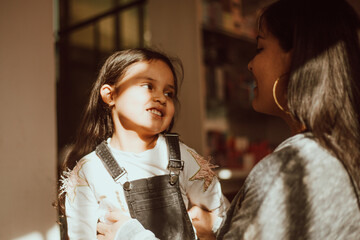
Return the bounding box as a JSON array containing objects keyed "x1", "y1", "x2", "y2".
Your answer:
[
  {"x1": 262, "y1": 0, "x2": 360, "y2": 202},
  {"x1": 58, "y1": 48, "x2": 183, "y2": 212}
]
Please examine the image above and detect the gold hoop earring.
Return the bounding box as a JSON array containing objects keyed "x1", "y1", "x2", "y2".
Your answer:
[{"x1": 273, "y1": 78, "x2": 290, "y2": 114}]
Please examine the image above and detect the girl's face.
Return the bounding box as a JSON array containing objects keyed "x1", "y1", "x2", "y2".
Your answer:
[
  {"x1": 110, "y1": 60, "x2": 175, "y2": 137},
  {"x1": 247, "y1": 21, "x2": 292, "y2": 116}
]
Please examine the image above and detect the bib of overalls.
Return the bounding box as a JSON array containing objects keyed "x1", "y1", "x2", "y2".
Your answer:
[{"x1": 95, "y1": 134, "x2": 196, "y2": 240}]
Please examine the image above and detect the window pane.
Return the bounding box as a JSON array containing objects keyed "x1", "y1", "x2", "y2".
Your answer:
[
  {"x1": 69, "y1": 25, "x2": 94, "y2": 49},
  {"x1": 68, "y1": 0, "x2": 113, "y2": 25},
  {"x1": 119, "y1": 7, "x2": 141, "y2": 48},
  {"x1": 68, "y1": 0, "x2": 141, "y2": 26},
  {"x1": 99, "y1": 16, "x2": 116, "y2": 53}
]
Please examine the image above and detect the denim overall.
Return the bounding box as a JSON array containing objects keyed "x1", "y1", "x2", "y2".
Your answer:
[{"x1": 95, "y1": 133, "x2": 196, "y2": 240}]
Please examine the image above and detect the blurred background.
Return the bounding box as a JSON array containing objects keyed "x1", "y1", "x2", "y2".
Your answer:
[{"x1": 1, "y1": 0, "x2": 359, "y2": 239}]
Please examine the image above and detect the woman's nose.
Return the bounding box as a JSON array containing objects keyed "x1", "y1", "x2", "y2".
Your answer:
[{"x1": 247, "y1": 60, "x2": 253, "y2": 73}]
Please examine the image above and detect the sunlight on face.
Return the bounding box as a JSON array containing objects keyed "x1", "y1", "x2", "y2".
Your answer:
[{"x1": 111, "y1": 60, "x2": 176, "y2": 137}]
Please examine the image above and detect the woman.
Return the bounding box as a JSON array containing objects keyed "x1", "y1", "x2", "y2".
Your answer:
[{"x1": 97, "y1": 0, "x2": 360, "y2": 239}]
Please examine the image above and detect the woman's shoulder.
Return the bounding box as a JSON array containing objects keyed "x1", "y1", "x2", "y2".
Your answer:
[
  {"x1": 245, "y1": 133, "x2": 337, "y2": 188},
  {"x1": 264, "y1": 134, "x2": 360, "y2": 235},
  {"x1": 253, "y1": 133, "x2": 353, "y2": 194},
  {"x1": 275, "y1": 133, "x2": 343, "y2": 171}
]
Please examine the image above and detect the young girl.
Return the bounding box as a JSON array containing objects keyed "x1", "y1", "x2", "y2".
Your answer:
[{"x1": 59, "y1": 48, "x2": 229, "y2": 240}]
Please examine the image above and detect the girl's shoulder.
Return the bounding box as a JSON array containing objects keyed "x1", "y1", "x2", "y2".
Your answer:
[
  {"x1": 160, "y1": 134, "x2": 203, "y2": 163},
  {"x1": 178, "y1": 140, "x2": 218, "y2": 181},
  {"x1": 61, "y1": 149, "x2": 116, "y2": 192},
  {"x1": 163, "y1": 135, "x2": 218, "y2": 180},
  {"x1": 77, "y1": 151, "x2": 103, "y2": 171},
  {"x1": 178, "y1": 140, "x2": 207, "y2": 165},
  {"x1": 65, "y1": 150, "x2": 107, "y2": 182}
]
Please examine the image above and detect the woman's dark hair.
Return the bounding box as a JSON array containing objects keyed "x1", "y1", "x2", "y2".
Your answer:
[
  {"x1": 261, "y1": 0, "x2": 360, "y2": 203},
  {"x1": 58, "y1": 48, "x2": 183, "y2": 213}
]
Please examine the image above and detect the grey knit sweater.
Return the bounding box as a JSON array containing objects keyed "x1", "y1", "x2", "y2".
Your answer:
[{"x1": 217, "y1": 133, "x2": 360, "y2": 239}]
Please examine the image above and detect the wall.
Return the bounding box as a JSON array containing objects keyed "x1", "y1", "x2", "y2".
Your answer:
[
  {"x1": 147, "y1": 0, "x2": 206, "y2": 154},
  {"x1": 348, "y1": 0, "x2": 360, "y2": 14},
  {"x1": 0, "y1": 0, "x2": 58, "y2": 239}
]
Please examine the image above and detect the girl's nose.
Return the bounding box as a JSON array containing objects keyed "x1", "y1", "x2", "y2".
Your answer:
[{"x1": 153, "y1": 92, "x2": 166, "y2": 105}]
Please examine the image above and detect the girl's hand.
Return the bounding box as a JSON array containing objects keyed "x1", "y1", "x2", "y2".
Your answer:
[
  {"x1": 97, "y1": 210, "x2": 131, "y2": 240},
  {"x1": 188, "y1": 206, "x2": 217, "y2": 240}
]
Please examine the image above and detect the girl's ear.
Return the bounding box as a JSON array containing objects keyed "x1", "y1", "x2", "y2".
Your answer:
[{"x1": 100, "y1": 84, "x2": 115, "y2": 106}]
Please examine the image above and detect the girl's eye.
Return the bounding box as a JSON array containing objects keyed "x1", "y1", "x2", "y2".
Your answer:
[
  {"x1": 142, "y1": 83, "x2": 152, "y2": 89},
  {"x1": 164, "y1": 91, "x2": 174, "y2": 98}
]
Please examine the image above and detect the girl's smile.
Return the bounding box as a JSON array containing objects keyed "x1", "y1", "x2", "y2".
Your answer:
[{"x1": 147, "y1": 107, "x2": 163, "y2": 117}]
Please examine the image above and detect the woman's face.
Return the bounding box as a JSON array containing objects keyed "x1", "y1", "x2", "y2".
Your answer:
[{"x1": 248, "y1": 21, "x2": 292, "y2": 116}]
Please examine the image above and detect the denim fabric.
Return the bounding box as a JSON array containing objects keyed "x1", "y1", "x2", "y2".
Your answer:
[{"x1": 124, "y1": 175, "x2": 195, "y2": 240}]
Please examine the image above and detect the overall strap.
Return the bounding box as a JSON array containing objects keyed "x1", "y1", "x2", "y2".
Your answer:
[
  {"x1": 165, "y1": 133, "x2": 184, "y2": 184},
  {"x1": 95, "y1": 141, "x2": 131, "y2": 189},
  {"x1": 96, "y1": 135, "x2": 183, "y2": 186}
]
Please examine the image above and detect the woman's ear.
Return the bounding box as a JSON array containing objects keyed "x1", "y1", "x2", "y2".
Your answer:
[{"x1": 100, "y1": 84, "x2": 115, "y2": 107}]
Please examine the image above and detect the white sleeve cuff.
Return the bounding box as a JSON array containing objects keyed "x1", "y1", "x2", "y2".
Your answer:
[
  {"x1": 212, "y1": 216, "x2": 224, "y2": 234},
  {"x1": 115, "y1": 219, "x2": 158, "y2": 240}
]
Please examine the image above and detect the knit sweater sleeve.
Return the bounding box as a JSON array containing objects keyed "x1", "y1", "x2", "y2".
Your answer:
[
  {"x1": 216, "y1": 155, "x2": 280, "y2": 239},
  {"x1": 217, "y1": 146, "x2": 299, "y2": 239}
]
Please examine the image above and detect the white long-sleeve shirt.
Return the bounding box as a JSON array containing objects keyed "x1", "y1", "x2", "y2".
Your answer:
[{"x1": 62, "y1": 135, "x2": 229, "y2": 240}]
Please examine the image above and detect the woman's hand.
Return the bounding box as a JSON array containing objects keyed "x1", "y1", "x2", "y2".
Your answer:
[
  {"x1": 97, "y1": 210, "x2": 131, "y2": 240},
  {"x1": 188, "y1": 206, "x2": 217, "y2": 240}
]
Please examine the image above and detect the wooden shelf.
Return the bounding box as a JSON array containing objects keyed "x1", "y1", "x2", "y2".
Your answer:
[
  {"x1": 215, "y1": 168, "x2": 249, "y2": 200},
  {"x1": 204, "y1": 117, "x2": 229, "y2": 132},
  {"x1": 202, "y1": 24, "x2": 255, "y2": 43}
]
